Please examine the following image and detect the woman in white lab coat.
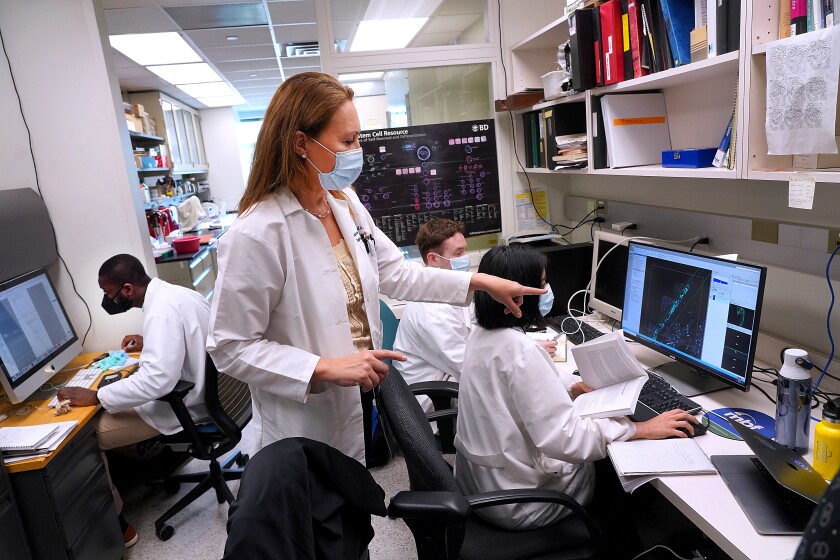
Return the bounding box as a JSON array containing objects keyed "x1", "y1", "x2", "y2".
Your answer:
[
  {"x1": 207, "y1": 72, "x2": 542, "y2": 464},
  {"x1": 454, "y1": 244, "x2": 699, "y2": 536}
]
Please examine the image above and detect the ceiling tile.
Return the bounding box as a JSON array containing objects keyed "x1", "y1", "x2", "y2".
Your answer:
[
  {"x1": 266, "y1": 0, "x2": 316, "y2": 24},
  {"x1": 113, "y1": 51, "x2": 139, "y2": 69},
  {"x1": 163, "y1": 2, "x2": 268, "y2": 30},
  {"x1": 115, "y1": 65, "x2": 159, "y2": 79},
  {"x1": 214, "y1": 59, "x2": 281, "y2": 73},
  {"x1": 118, "y1": 77, "x2": 169, "y2": 90},
  {"x1": 225, "y1": 68, "x2": 284, "y2": 81},
  {"x1": 279, "y1": 54, "x2": 320, "y2": 69},
  {"x1": 158, "y1": 0, "x2": 259, "y2": 5},
  {"x1": 231, "y1": 78, "x2": 283, "y2": 89},
  {"x1": 102, "y1": 0, "x2": 157, "y2": 8},
  {"x1": 231, "y1": 84, "x2": 281, "y2": 94},
  {"x1": 271, "y1": 23, "x2": 318, "y2": 43},
  {"x1": 104, "y1": 7, "x2": 180, "y2": 34},
  {"x1": 285, "y1": 67, "x2": 319, "y2": 77},
  {"x1": 185, "y1": 25, "x2": 273, "y2": 48},
  {"x1": 203, "y1": 44, "x2": 277, "y2": 62},
  {"x1": 330, "y1": 0, "x2": 367, "y2": 22}
]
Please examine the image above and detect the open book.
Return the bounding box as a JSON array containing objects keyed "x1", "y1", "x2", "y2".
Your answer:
[{"x1": 568, "y1": 330, "x2": 647, "y2": 418}]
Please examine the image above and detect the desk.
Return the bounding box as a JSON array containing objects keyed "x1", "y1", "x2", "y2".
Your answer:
[
  {"x1": 558, "y1": 316, "x2": 835, "y2": 560},
  {"x1": 0, "y1": 353, "x2": 123, "y2": 560}
]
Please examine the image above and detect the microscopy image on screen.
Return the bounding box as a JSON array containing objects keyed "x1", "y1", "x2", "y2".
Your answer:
[
  {"x1": 727, "y1": 304, "x2": 755, "y2": 331},
  {"x1": 638, "y1": 258, "x2": 712, "y2": 359},
  {"x1": 357, "y1": 119, "x2": 501, "y2": 246},
  {"x1": 722, "y1": 328, "x2": 751, "y2": 375}
]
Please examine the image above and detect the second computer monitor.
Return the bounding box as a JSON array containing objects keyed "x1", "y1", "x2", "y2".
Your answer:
[
  {"x1": 588, "y1": 230, "x2": 638, "y2": 321},
  {"x1": 621, "y1": 242, "x2": 766, "y2": 396}
]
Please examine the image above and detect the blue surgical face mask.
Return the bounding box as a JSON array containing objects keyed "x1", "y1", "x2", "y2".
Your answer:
[
  {"x1": 432, "y1": 253, "x2": 470, "y2": 272},
  {"x1": 538, "y1": 283, "x2": 554, "y2": 316},
  {"x1": 306, "y1": 136, "x2": 363, "y2": 190}
]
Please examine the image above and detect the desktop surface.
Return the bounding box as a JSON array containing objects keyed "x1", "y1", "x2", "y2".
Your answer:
[{"x1": 0, "y1": 352, "x2": 111, "y2": 473}]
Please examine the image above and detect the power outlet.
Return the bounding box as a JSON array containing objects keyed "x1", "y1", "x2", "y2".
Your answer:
[
  {"x1": 828, "y1": 229, "x2": 840, "y2": 253},
  {"x1": 587, "y1": 200, "x2": 607, "y2": 214},
  {"x1": 751, "y1": 220, "x2": 779, "y2": 244},
  {"x1": 596, "y1": 200, "x2": 607, "y2": 214}
]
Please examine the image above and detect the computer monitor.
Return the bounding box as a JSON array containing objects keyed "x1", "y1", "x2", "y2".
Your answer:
[
  {"x1": 588, "y1": 230, "x2": 646, "y2": 321},
  {"x1": 0, "y1": 269, "x2": 81, "y2": 403},
  {"x1": 621, "y1": 242, "x2": 766, "y2": 396},
  {"x1": 531, "y1": 241, "x2": 593, "y2": 317}
]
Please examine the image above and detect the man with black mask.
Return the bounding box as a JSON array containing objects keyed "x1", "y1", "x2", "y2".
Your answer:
[{"x1": 58, "y1": 253, "x2": 210, "y2": 548}]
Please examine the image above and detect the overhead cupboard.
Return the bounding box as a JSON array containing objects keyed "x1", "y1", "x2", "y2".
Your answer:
[{"x1": 505, "y1": 0, "x2": 840, "y2": 182}]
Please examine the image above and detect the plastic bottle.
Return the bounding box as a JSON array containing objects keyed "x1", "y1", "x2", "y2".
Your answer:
[
  {"x1": 814, "y1": 399, "x2": 840, "y2": 480},
  {"x1": 774, "y1": 348, "x2": 813, "y2": 452}
]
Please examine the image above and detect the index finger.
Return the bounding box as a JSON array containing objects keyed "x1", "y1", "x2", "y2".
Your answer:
[
  {"x1": 370, "y1": 349, "x2": 407, "y2": 362},
  {"x1": 518, "y1": 286, "x2": 547, "y2": 296}
]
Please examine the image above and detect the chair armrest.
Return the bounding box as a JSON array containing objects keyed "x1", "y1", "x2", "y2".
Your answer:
[
  {"x1": 466, "y1": 488, "x2": 600, "y2": 537},
  {"x1": 156, "y1": 380, "x2": 195, "y2": 403},
  {"x1": 387, "y1": 491, "x2": 470, "y2": 524},
  {"x1": 410, "y1": 381, "x2": 459, "y2": 400},
  {"x1": 427, "y1": 408, "x2": 458, "y2": 422}
]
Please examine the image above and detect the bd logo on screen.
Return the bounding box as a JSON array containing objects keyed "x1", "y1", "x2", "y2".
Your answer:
[{"x1": 708, "y1": 408, "x2": 776, "y2": 440}]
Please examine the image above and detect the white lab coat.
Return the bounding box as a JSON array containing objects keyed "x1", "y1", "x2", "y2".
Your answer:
[
  {"x1": 206, "y1": 187, "x2": 472, "y2": 463},
  {"x1": 393, "y1": 302, "x2": 472, "y2": 413},
  {"x1": 97, "y1": 278, "x2": 210, "y2": 435},
  {"x1": 454, "y1": 326, "x2": 636, "y2": 530}
]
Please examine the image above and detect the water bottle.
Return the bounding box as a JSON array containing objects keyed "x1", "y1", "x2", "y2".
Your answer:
[
  {"x1": 774, "y1": 348, "x2": 813, "y2": 452},
  {"x1": 814, "y1": 398, "x2": 840, "y2": 480}
]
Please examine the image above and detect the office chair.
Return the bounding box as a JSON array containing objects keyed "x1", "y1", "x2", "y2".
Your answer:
[
  {"x1": 795, "y1": 467, "x2": 840, "y2": 559},
  {"x1": 153, "y1": 353, "x2": 252, "y2": 541},
  {"x1": 377, "y1": 365, "x2": 600, "y2": 560}
]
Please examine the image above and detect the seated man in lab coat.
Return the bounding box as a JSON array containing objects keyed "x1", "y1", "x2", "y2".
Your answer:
[
  {"x1": 58, "y1": 254, "x2": 210, "y2": 548},
  {"x1": 393, "y1": 220, "x2": 557, "y2": 416}
]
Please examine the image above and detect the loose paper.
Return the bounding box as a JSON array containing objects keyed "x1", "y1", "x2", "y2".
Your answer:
[
  {"x1": 766, "y1": 26, "x2": 840, "y2": 154},
  {"x1": 789, "y1": 175, "x2": 816, "y2": 209},
  {"x1": 514, "y1": 187, "x2": 549, "y2": 233}
]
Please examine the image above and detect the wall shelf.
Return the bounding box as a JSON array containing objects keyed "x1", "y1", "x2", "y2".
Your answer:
[
  {"x1": 136, "y1": 167, "x2": 170, "y2": 173},
  {"x1": 596, "y1": 51, "x2": 740, "y2": 94},
  {"x1": 516, "y1": 167, "x2": 588, "y2": 174},
  {"x1": 591, "y1": 165, "x2": 737, "y2": 179}
]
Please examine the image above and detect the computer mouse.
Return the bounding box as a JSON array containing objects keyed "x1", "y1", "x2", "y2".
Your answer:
[{"x1": 677, "y1": 415, "x2": 709, "y2": 438}]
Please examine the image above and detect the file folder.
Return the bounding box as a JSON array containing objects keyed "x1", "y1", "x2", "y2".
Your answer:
[
  {"x1": 569, "y1": 8, "x2": 597, "y2": 91},
  {"x1": 600, "y1": 0, "x2": 626, "y2": 84},
  {"x1": 601, "y1": 93, "x2": 672, "y2": 168},
  {"x1": 659, "y1": 0, "x2": 694, "y2": 66}
]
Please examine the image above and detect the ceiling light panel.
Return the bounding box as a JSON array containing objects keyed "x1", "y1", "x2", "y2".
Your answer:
[
  {"x1": 197, "y1": 95, "x2": 247, "y2": 107},
  {"x1": 109, "y1": 32, "x2": 202, "y2": 65},
  {"x1": 178, "y1": 82, "x2": 237, "y2": 98},
  {"x1": 163, "y1": 3, "x2": 268, "y2": 30},
  {"x1": 147, "y1": 62, "x2": 223, "y2": 85},
  {"x1": 348, "y1": 19, "x2": 428, "y2": 52}
]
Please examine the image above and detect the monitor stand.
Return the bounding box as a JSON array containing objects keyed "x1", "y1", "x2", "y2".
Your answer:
[{"x1": 652, "y1": 361, "x2": 730, "y2": 397}]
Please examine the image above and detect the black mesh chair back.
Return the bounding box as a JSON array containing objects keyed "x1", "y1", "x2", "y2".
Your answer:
[
  {"x1": 377, "y1": 365, "x2": 460, "y2": 494},
  {"x1": 205, "y1": 357, "x2": 252, "y2": 455}
]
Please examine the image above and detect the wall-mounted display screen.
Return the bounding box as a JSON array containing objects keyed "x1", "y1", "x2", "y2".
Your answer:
[{"x1": 357, "y1": 119, "x2": 502, "y2": 246}]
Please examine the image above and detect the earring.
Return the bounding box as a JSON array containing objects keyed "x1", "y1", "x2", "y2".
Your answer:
[{"x1": 301, "y1": 154, "x2": 307, "y2": 159}]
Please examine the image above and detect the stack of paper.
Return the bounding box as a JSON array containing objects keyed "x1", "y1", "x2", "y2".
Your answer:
[
  {"x1": 0, "y1": 421, "x2": 78, "y2": 464},
  {"x1": 553, "y1": 134, "x2": 588, "y2": 170},
  {"x1": 607, "y1": 438, "x2": 717, "y2": 493}
]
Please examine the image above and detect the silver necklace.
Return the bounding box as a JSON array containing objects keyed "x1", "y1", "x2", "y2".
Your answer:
[{"x1": 303, "y1": 196, "x2": 331, "y2": 219}]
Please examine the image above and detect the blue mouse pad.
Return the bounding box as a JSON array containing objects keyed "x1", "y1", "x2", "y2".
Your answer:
[{"x1": 705, "y1": 408, "x2": 776, "y2": 440}]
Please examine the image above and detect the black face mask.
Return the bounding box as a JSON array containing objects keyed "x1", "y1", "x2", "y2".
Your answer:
[{"x1": 101, "y1": 293, "x2": 133, "y2": 315}]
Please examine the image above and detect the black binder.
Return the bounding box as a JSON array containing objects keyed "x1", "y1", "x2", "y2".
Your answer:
[
  {"x1": 570, "y1": 8, "x2": 597, "y2": 91},
  {"x1": 716, "y1": 0, "x2": 740, "y2": 54},
  {"x1": 621, "y1": 0, "x2": 635, "y2": 81},
  {"x1": 591, "y1": 95, "x2": 608, "y2": 169}
]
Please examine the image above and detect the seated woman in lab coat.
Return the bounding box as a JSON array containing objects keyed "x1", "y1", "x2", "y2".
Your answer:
[
  {"x1": 454, "y1": 244, "x2": 699, "y2": 533},
  {"x1": 207, "y1": 72, "x2": 544, "y2": 465}
]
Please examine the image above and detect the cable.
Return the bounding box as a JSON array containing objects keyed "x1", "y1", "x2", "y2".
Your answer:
[
  {"x1": 0, "y1": 23, "x2": 93, "y2": 345},
  {"x1": 631, "y1": 544, "x2": 693, "y2": 560},
  {"x1": 814, "y1": 243, "x2": 840, "y2": 391},
  {"x1": 689, "y1": 237, "x2": 710, "y2": 253}
]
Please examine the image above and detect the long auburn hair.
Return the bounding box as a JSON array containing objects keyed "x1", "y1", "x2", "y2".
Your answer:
[{"x1": 239, "y1": 72, "x2": 355, "y2": 215}]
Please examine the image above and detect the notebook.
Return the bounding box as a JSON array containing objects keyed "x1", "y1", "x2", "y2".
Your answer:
[
  {"x1": 711, "y1": 421, "x2": 828, "y2": 535},
  {"x1": 0, "y1": 424, "x2": 60, "y2": 453}
]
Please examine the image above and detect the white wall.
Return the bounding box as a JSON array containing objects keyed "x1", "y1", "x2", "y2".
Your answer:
[
  {"x1": 0, "y1": 0, "x2": 153, "y2": 351},
  {"x1": 354, "y1": 95, "x2": 389, "y2": 130},
  {"x1": 201, "y1": 107, "x2": 246, "y2": 212}
]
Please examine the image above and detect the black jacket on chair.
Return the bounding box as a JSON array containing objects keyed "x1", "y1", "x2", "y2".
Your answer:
[{"x1": 223, "y1": 437, "x2": 387, "y2": 560}]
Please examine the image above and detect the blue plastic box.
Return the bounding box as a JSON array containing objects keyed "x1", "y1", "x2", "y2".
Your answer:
[{"x1": 661, "y1": 147, "x2": 717, "y2": 168}]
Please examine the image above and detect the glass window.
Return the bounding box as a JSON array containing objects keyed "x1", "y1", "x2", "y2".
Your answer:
[
  {"x1": 183, "y1": 109, "x2": 199, "y2": 166},
  {"x1": 161, "y1": 100, "x2": 181, "y2": 166},
  {"x1": 331, "y1": 0, "x2": 488, "y2": 53},
  {"x1": 172, "y1": 105, "x2": 189, "y2": 166},
  {"x1": 342, "y1": 63, "x2": 491, "y2": 130},
  {"x1": 192, "y1": 114, "x2": 206, "y2": 166}
]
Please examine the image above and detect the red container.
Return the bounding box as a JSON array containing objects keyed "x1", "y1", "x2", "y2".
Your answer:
[{"x1": 171, "y1": 236, "x2": 200, "y2": 253}]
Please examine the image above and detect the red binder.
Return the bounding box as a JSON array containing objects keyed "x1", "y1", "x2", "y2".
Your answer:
[
  {"x1": 600, "y1": 0, "x2": 625, "y2": 85},
  {"x1": 627, "y1": 0, "x2": 649, "y2": 78}
]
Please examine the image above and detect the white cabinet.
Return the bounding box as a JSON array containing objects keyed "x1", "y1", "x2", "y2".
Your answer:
[{"x1": 129, "y1": 92, "x2": 208, "y2": 175}]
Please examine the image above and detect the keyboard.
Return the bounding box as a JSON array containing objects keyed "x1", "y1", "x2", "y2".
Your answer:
[
  {"x1": 633, "y1": 372, "x2": 702, "y2": 419},
  {"x1": 751, "y1": 457, "x2": 816, "y2": 527},
  {"x1": 546, "y1": 315, "x2": 606, "y2": 346},
  {"x1": 48, "y1": 368, "x2": 102, "y2": 407}
]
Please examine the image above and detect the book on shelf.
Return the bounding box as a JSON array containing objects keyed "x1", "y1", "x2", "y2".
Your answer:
[
  {"x1": 628, "y1": 0, "x2": 650, "y2": 77},
  {"x1": 712, "y1": 109, "x2": 734, "y2": 168},
  {"x1": 792, "y1": 0, "x2": 808, "y2": 35},
  {"x1": 780, "y1": 0, "x2": 792, "y2": 38},
  {"x1": 569, "y1": 330, "x2": 649, "y2": 418},
  {"x1": 601, "y1": 0, "x2": 627, "y2": 84},
  {"x1": 707, "y1": 0, "x2": 718, "y2": 54},
  {"x1": 660, "y1": 0, "x2": 695, "y2": 67},
  {"x1": 621, "y1": 0, "x2": 636, "y2": 80},
  {"x1": 593, "y1": 5, "x2": 606, "y2": 85},
  {"x1": 591, "y1": 95, "x2": 609, "y2": 169},
  {"x1": 569, "y1": 8, "x2": 598, "y2": 91},
  {"x1": 601, "y1": 92, "x2": 672, "y2": 168}
]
